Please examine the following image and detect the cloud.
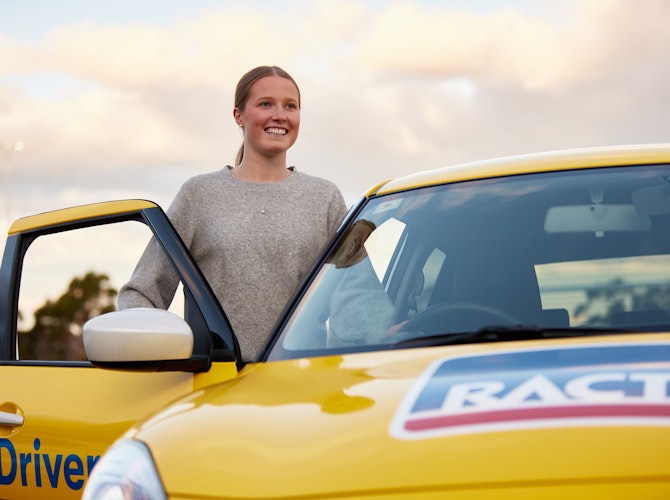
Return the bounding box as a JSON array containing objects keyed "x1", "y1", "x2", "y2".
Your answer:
[
  {"x1": 354, "y1": 0, "x2": 670, "y2": 90},
  {"x1": 1, "y1": 0, "x2": 670, "y2": 223}
]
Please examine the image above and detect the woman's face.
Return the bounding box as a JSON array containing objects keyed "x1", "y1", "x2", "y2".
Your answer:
[{"x1": 234, "y1": 75, "x2": 300, "y2": 159}]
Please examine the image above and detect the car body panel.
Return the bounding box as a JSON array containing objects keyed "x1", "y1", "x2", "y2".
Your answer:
[
  {"x1": 131, "y1": 334, "x2": 670, "y2": 498},
  {"x1": 0, "y1": 362, "x2": 238, "y2": 499},
  {"x1": 0, "y1": 366, "x2": 192, "y2": 497}
]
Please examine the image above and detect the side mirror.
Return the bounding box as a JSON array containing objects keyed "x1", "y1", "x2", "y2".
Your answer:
[{"x1": 83, "y1": 308, "x2": 194, "y2": 363}]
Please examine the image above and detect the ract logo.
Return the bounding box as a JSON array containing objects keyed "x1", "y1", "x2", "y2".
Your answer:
[{"x1": 390, "y1": 342, "x2": 670, "y2": 440}]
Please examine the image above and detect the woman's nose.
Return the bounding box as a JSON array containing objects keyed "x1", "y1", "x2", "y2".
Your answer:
[{"x1": 272, "y1": 106, "x2": 287, "y2": 121}]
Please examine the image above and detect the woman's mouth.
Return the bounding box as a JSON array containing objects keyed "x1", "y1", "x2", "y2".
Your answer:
[{"x1": 265, "y1": 127, "x2": 288, "y2": 136}]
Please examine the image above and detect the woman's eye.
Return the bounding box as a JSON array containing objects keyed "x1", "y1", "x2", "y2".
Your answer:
[{"x1": 286, "y1": 103, "x2": 298, "y2": 110}]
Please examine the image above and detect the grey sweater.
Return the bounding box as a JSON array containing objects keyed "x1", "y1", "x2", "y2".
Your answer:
[{"x1": 118, "y1": 167, "x2": 348, "y2": 361}]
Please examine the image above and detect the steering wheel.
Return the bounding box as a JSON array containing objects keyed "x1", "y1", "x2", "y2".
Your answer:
[{"x1": 400, "y1": 302, "x2": 522, "y2": 337}]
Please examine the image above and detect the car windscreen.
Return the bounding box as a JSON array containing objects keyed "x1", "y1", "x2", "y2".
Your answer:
[{"x1": 268, "y1": 164, "x2": 670, "y2": 360}]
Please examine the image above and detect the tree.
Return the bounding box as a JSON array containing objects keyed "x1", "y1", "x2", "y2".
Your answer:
[
  {"x1": 18, "y1": 271, "x2": 118, "y2": 361},
  {"x1": 574, "y1": 278, "x2": 670, "y2": 326}
]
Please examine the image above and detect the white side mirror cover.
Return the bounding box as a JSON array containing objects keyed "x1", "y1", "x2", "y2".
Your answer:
[{"x1": 83, "y1": 308, "x2": 194, "y2": 362}]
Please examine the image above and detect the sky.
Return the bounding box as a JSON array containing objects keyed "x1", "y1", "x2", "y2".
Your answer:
[{"x1": 1, "y1": 0, "x2": 670, "y2": 235}]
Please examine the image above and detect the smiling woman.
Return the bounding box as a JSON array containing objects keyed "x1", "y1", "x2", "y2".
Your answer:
[{"x1": 117, "y1": 65, "x2": 348, "y2": 362}]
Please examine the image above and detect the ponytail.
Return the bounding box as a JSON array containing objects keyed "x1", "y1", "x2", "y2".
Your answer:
[{"x1": 235, "y1": 143, "x2": 244, "y2": 167}]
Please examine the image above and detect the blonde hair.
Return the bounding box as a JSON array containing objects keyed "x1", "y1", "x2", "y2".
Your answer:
[{"x1": 234, "y1": 66, "x2": 301, "y2": 167}]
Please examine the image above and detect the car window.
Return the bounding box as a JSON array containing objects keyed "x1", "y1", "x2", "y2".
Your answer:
[
  {"x1": 270, "y1": 164, "x2": 670, "y2": 361},
  {"x1": 17, "y1": 221, "x2": 186, "y2": 361},
  {"x1": 367, "y1": 217, "x2": 406, "y2": 283}
]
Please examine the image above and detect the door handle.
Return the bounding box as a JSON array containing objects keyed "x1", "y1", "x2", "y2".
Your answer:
[{"x1": 0, "y1": 410, "x2": 24, "y2": 427}]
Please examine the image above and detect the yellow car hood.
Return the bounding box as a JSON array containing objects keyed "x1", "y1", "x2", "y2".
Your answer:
[{"x1": 132, "y1": 335, "x2": 670, "y2": 498}]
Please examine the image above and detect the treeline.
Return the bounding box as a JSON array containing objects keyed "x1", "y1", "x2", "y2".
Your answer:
[{"x1": 18, "y1": 271, "x2": 117, "y2": 361}]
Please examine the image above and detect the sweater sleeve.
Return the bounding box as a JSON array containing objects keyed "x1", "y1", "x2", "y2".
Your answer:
[
  {"x1": 327, "y1": 257, "x2": 395, "y2": 346},
  {"x1": 117, "y1": 183, "x2": 196, "y2": 310}
]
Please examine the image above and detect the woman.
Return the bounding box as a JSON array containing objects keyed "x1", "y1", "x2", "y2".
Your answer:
[{"x1": 118, "y1": 66, "x2": 348, "y2": 361}]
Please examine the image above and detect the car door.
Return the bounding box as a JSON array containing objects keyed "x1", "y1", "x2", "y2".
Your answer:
[{"x1": 0, "y1": 200, "x2": 238, "y2": 500}]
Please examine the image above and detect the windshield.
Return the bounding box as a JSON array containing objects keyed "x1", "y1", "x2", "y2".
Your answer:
[{"x1": 268, "y1": 164, "x2": 670, "y2": 360}]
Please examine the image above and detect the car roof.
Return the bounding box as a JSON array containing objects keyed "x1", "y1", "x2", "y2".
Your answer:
[{"x1": 372, "y1": 143, "x2": 670, "y2": 196}]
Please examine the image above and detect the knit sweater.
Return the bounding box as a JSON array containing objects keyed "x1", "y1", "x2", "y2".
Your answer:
[{"x1": 118, "y1": 167, "x2": 348, "y2": 361}]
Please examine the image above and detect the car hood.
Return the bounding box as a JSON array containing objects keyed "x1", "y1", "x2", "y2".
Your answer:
[{"x1": 131, "y1": 335, "x2": 670, "y2": 498}]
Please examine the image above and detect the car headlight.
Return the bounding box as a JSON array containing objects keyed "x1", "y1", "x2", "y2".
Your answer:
[{"x1": 82, "y1": 439, "x2": 166, "y2": 500}]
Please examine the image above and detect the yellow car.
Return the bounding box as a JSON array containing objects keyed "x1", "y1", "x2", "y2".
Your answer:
[{"x1": 3, "y1": 145, "x2": 670, "y2": 499}]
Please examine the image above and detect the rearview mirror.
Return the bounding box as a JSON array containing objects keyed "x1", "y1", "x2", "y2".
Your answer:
[{"x1": 544, "y1": 204, "x2": 650, "y2": 233}]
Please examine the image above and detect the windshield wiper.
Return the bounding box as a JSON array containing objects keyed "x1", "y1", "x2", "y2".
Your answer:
[{"x1": 391, "y1": 325, "x2": 639, "y2": 349}]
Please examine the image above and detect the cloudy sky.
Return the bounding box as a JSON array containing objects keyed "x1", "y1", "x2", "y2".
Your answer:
[{"x1": 1, "y1": 0, "x2": 670, "y2": 236}]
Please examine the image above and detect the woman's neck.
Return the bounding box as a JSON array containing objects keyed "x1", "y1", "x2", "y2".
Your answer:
[{"x1": 231, "y1": 157, "x2": 291, "y2": 183}]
